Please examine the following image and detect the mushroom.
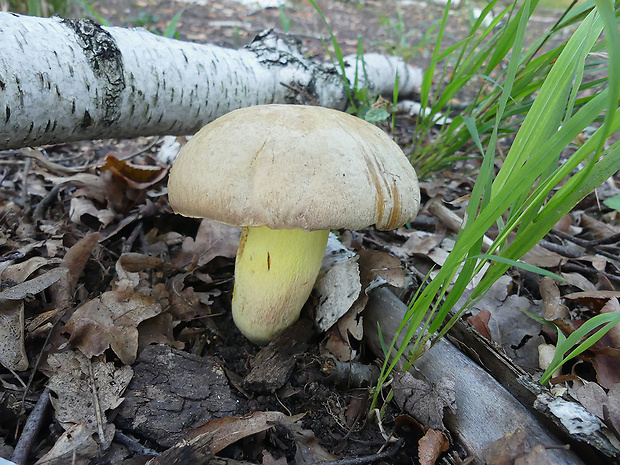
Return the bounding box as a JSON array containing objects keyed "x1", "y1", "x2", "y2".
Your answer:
[{"x1": 168, "y1": 104, "x2": 420, "y2": 344}]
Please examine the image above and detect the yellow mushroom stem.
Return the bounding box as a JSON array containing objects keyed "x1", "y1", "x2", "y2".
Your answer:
[{"x1": 232, "y1": 226, "x2": 330, "y2": 344}]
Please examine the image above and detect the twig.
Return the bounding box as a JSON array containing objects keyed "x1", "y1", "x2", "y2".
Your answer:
[
  {"x1": 551, "y1": 228, "x2": 620, "y2": 262},
  {"x1": 19, "y1": 156, "x2": 31, "y2": 210},
  {"x1": 318, "y1": 438, "x2": 404, "y2": 465},
  {"x1": 32, "y1": 183, "x2": 64, "y2": 221},
  {"x1": 88, "y1": 358, "x2": 107, "y2": 446},
  {"x1": 114, "y1": 430, "x2": 159, "y2": 457},
  {"x1": 20, "y1": 147, "x2": 94, "y2": 174},
  {"x1": 10, "y1": 387, "x2": 52, "y2": 465},
  {"x1": 122, "y1": 221, "x2": 143, "y2": 254},
  {"x1": 559, "y1": 262, "x2": 620, "y2": 284},
  {"x1": 538, "y1": 239, "x2": 582, "y2": 258}
]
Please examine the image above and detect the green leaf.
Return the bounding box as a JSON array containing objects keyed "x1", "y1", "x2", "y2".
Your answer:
[
  {"x1": 604, "y1": 195, "x2": 620, "y2": 212},
  {"x1": 364, "y1": 107, "x2": 390, "y2": 123},
  {"x1": 468, "y1": 254, "x2": 566, "y2": 280}
]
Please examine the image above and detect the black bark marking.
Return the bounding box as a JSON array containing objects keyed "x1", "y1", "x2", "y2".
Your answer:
[
  {"x1": 4, "y1": 106, "x2": 9, "y2": 123},
  {"x1": 81, "y1": 110, "x2": 92, "y2": 128},
  {"x1": 61, "y1": 18, "x2": 125, "y2": 126}
]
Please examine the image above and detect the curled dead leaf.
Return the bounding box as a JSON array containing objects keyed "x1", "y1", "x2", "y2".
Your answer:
[
  {"x1": 100, "y1": 155, "x2": 168, "y2": 189},
  {"x1": 418, "y1": 429, "x2": 449, "y2": 465}
]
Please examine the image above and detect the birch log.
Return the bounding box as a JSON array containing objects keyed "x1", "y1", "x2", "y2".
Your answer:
[{"x1": 0, "y1": 13, "x2": 423, "y2": 150}]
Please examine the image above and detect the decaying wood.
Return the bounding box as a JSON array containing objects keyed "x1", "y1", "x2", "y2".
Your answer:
[
  {"x1": 363, "y1": 287, "x2": 587, "y2": 465},
  {"x1": 115, "y1": 344, "x2": 239, "y2": 447},
  {"x1": 244, "y1": 319, "x2": 314, "y2": 393},
  {"x1": 447, "y1": 316, "x2": 620, "y2": 464},
  {"x1": 0, "y1": 13, "x2": 422, "y2": 150}
]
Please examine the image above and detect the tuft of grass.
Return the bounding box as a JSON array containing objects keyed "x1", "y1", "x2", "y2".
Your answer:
[
  {"x1": 376, "y1": 3, "x2": 439, "y2": 61},
  {"x1": 4, "y1": 0, "x2": 78, "y2": 16},
  {"x1": 279, "y1": 4, "x2": 291, "y2": 33},
  {"x1": 369, "y1": 0, "x2": 620, "y2": 410}
]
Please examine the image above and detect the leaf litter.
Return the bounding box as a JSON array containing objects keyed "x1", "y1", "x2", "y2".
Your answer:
[
  {"x1": 1, "y1": 9, "x2": 620, "y2": 461},
  {"x1": 1, "y1": 129, "x2": 619, "y2": 464}
]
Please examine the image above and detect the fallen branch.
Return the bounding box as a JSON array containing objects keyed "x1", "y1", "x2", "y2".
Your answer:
[
  {"x1": 0, "y1": 13, "x2": 422, "y2": 150},
  {"x1": 363, "y1": 287, "x2": 588, "y2": 464}
]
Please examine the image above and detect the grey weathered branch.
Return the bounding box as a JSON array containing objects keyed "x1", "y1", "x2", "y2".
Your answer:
[{"x1": 363, "y1": 287, "x2": 603, "y2": 465}]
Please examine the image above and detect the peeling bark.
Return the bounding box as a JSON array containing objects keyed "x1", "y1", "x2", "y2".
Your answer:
[{"x1": 0, "y1": 13, "x2": 423, "y2": 150}]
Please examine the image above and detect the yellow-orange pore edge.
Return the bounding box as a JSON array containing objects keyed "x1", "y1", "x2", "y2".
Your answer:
[{"x1": 231, "y1": 226, "x2": 329, "y2": 344}]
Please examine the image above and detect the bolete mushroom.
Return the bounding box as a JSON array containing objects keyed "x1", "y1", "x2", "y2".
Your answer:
[{"x1": 168, "y1": 104, "x2": 420, "y2": 344}]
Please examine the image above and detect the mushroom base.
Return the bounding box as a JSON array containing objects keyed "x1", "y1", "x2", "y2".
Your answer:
[{"x1": 232, "y1": 226, "x2": 329, "y2": 344}]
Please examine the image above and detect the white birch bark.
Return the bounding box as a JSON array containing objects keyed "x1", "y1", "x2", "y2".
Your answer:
[{"x1": 0, "y1": 13, "x2": 423, "y2": 150}]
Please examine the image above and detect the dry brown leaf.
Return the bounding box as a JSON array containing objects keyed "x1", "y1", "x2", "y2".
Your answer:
[
  {"x1": 467, "y1": 309, "x2": 492, "y2": 340},
  {"x1": 167, "y1": 274, "x2": 212, "y2": 321},
  {"x1": 521, "y1": 244, "x2": 565, "y2": 268},
  {"x1": 64, "y1": 289, "x2": 163, "y2": 365},
  {"x1": 399, "y1": 231, "x2": 444, "y2": 257},
  {"x1": 418, "y1": 429, "x2": 449, "y2": 465},
  {"x1": 99, "y1": 155, "x2": 168, "y2": 189},
  {"x1": 460, "y1": 275, "x2": 545, "y2": 372},
  {"x1": 580, "y1": 213, "x2": 620, "y2": 240},
  {"x1": 314, "y1": 255, "x2": 361, "y2": 331},
  {"x1": 173, "y1": 218, "x2": 241, "y2": 269},
  {"x1": 0, "y1": 264, "x2": 67, "y2": 371},
  {"x1": 392, "y1": 371, "x2": 455, "y2": 430},
  {"x1": 292, "y1": 423, "x2": 338, "y2": 464},
  {"x1": 262, "y1": 450, "x2": 288, "y2": 465},
  {"x1": 137, "y1": 313, "x2": 184, "y2": 352},
  {"x1": 186, "y1": 411, "x2": 304, "y2": 453},
  {"x1": 560, "y1": 272, "x2": 597, "y2": 292},
  {"x1": 358, "y1": 249, "x2": 405, "y2": 289},
  {"x1": 600, "y1": 297, "x2": 620, "y2": 348},
  {"x1": 0, "y1": 300, "x2": 27, "y2": 371},
  {"x1": 34, "y1": 422, "x2": 102, "y2": 465},
  {"x1": 62, "y1": 233, "x2": 100, "y2": 291},
  {"x1": 564, "y1": 290, "x2": 620, "y2": 312},
  {"x1": 69, "y1": 197, "x2": 115, "y2": 228},
  {"x1": 482, "y1": 429, "x2": 528, "y2": 465},
  {"x1": 592, "y1": 354, "x2": 620, "y2": 389},
  {"x1": 51, "y1": 232, "x2": 100, "y2": 309},
  {"x1": 604, "y1": 382, "x2": 620, "y2": 437},
  {"x1": 118, "y1": 252, "x2": 165, "y2": 272},
  {"x1": 323, "y1": 326, "x2": 354, "y2": 362},
  {"x1": 539, "y1": 277, "x2": 569, "y2": 321},
  {"x1": 514, "y1": 444, "x2": 555, "y2": 465},
  {"x1": 46, "y1": 351, "x2": 132, "y2": 447},
  {"x1": 575, "y1": 381, "x2": 608, "y2": 420}
]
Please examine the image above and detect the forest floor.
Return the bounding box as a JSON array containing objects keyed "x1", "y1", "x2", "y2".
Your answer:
[{"x1": 0, "y1": 1, "x2": 619, "y2": 465}]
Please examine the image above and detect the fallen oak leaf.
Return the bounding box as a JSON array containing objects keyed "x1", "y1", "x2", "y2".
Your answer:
[
  {"x1": 46, "y1": 351, "x2": 131, "y2": 448},
  {"x1": 392, "y1": 371, "x2": 456, "y2": 431},
  {"x1": 64, "y1": 289, "x2": 163, "y2": 365}
]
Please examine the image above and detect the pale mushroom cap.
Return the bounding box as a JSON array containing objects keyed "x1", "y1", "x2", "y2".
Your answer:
[{"x1": 168, "y1": 104, "x2": 420, "y2": 231}]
